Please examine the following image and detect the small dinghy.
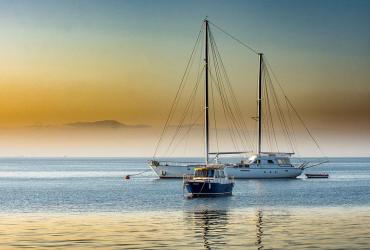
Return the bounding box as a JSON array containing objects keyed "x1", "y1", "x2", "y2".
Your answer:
[
  {"x1": 183, "y1": 165, "x2": 234, "y2": 197},
  {"x1": 305, "y1": 173, "x2": 329, "y2": 178}
]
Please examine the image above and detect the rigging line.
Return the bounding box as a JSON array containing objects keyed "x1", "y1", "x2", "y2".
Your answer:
[
  {"x1": 210, "y1": 73, "x2": 220, "y2": 153},
  {"x1": 164, "y1": 66, "x2": 204, "y2": 156},
  {"x1": 209, "y1": 30, "x2": 252, "y2": 151},
  {"x1": 264, "y1": 57, "x2": 327, "y2": 157},
  {"x1": 264, "y1": 71, "x2": 279, "y2": 152},
  {"x1": 263, "y1": 64, "x2": 290, "y2": 148},
  {"x1": 209, "y1": 71, "x2": 239, "y2": 151},
  {"x1": 264, "y1": 58, "x2": 299, "y2": 153},
  {"x1": 164, "y1": 59, "x2": 205, "y2": 156},
  {"x1": 286, "y1": 97, "x2": 327, "y2": 158},
  {"x1": 209, "y1": 28, "x2": 254, "y2": 143},
  {"x1": 183, "y1": 97, "x2": 195, "y2": 156},
  {"x1": 211, "y1": 32, "x2": 255, "y2": 150},
  {"x1": 169, "y1": 111, "x2": 204, "y2": 157},
  {"x1": 264, "y1": 69, "x2": 284, "y2": 150},
  {"x1": 263, "y1": 81, "x2": 275, "y2": 152},
  {"x1": 168, "y1": 34, "x2": 204, "y2": 147},
  {"x1": 209, "y1": 46, "x2": 239, "y2": 150},
  {"x1": 208, "y1": 33, "x2": 240, "y2": 150},
  {"x1": 171, "y1": 65, "x2": 205, "y2": 155},
  {"x1": 183, "y1": 42, "x2": 205, "y2": 156},
  {"x1": 280, "y1": 84, "x2": 299, "y2": 155},
  {"x1": 263, "y1": 100, "x2": 272, "y2": 152},
  {"x1": 285, "y1": 98, "x2": 301, "y2": 158},
  {"x1": 208, "y1": 21, "x2": 259, "y2": 55},
  {"x1": 209, "y1": 51, "x2": 239, "y2": 150},
  {"x1": 265, "y1": 68, "x2": 295, "y2": 152},
  {"x1": 209, "y1": 52, "x2": 240, "y2": 151},
  {"x1": 262, "y1": 69, "x2": 271, "y2": 151},
  {"x1": 212, "y1": 46, "x2": 244, "y2": 151},
  {"x1": 153, "y1": 23, "x2": 204, "y2": 158},
  {"x1": 162, "y1": 58, "x2": 196, "y2": 156},
  {"x1": 211, "y1": 40, "x2": 250, "y2": 152},
  {"x1": 263, "y1": 74, "x2": 274, "y2": 152},
  {"x1": 263, "y1": 74, "x2": 271, "y2": 150}
]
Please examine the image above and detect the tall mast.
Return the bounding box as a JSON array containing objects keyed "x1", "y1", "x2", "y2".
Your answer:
[
  {"x1": 257, "y1": 53, "x2": 263, "y2": 155},
  {"x1": 204, "y1": 19, "x2": 210, "y2": 164}
]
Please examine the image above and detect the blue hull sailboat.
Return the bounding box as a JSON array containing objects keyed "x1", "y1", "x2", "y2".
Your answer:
[{"x1": 184, "y1": 165, "x2": 234, "y2": 197}]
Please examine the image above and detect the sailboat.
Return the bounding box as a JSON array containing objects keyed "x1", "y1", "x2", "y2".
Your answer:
[
  {"x1": 149, "y1": 19, "x2": 326, "y2": 179},
  {"x1": 183, "y1": 164, "x2": 234, "y2": 197}
]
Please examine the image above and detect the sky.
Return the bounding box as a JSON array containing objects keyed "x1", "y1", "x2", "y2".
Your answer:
[{"x1": 0, "y1": 0, "x2": 369, "y2": 157}]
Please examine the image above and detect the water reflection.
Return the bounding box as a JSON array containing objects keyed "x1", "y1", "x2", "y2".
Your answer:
[
  {"x1": 255, "y1": 209, "x2": 264, "y2": 250},
  {"x1": 185, "y1": 209, "x2": 228, "y2": 249},
  {"x1": 186, "y1": 208, "x2": 266, "y2": 249},
  {"x1": 1, "y1": 208, "x2": 370, "y2": 249}
]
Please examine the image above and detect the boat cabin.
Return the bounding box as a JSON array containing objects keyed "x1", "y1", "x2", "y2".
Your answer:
[
  {"x1": 252, "y1": 152, "x2": 292, "y2": 164},
  {"x1": 193, "y1": 165, "x2": 226, "y2": 179},
  {"x1": 248, "y1": 155, "x2": 290, "y2": 165}
]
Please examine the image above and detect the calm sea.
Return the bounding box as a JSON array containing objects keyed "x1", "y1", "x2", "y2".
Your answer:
[{"x1": 0, "y1": 157, "x2": 369, "y2": 249}]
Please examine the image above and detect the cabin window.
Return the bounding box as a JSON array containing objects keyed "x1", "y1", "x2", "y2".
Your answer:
[
  {"x1": 277, "y1": 158, "x2": 290, "y2": 165},
  {"x1": 208, "y1": 170, "x2": 214, "y2": 177},
  {"x1": 215, "y1": 171, "x2": 219, "y2": 178},
  {"x1": 268, "y1": 160, "x2": 274, "y2": 164},
  {"x1": 195, "y1": 170, "x2": 207, "y2": 177}
]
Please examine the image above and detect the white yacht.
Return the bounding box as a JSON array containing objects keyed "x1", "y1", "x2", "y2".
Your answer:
[
  {"x1": 224, "y1": 153, "x2": 302, "y2": 179},
  {"x1": 149, "y1": 19, "x2": 326, "y2": 179},
  {"x1": 150, "y1": 152, "x2": 303, "y2": 179}
]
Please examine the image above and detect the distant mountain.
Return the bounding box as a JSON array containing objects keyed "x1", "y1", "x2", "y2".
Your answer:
[{"x1": 65, "y1": 120, "x2": 150, "y2": 129}]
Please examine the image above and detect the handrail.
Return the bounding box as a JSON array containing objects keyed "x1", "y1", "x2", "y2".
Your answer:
[
  {"x1": 149, "y1": 160, "x2": 203, "y2": 166},
  {"x1": 183, "y1": 174, "x2": 234, "y2": 184},
  {"x1": 299, "y1": 160, "x2": 329, "y2": 170},
  {"x1": 209, "y1": 151, "x2": 250, "y2": 155}
]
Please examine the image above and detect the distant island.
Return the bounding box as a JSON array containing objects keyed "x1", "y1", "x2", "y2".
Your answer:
[{"x1": 65, "y1": 120, "x2": 150, "y2": 129}]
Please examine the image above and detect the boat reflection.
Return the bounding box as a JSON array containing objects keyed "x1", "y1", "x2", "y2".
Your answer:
[
  {"x1": 2, "y1": 207, "x2": 369, "y2": 249},
  {"x1": 185, "y1": 209, "x2": 228, "y2": 249},
  {"x1": 185, "y1": 208, "x2": 266, "y2": 249},
  {"x1": 255, "y1": 209, "x2": 264, "y2": 249}
]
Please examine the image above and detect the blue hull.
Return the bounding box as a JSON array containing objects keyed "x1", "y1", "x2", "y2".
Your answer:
[{"x1": 185, "y1": 181, "x2": 234, "y2": 197}]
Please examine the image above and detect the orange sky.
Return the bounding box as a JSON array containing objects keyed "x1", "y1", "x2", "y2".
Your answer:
[{"x1": 0, "y1": 1, "x2": 369, "y2": 156}]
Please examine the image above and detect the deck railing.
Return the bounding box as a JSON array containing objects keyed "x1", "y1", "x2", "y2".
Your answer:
[
  {"x1": 149, "y1": 160, "x2": 203, "y2": 167},
  {"x1": 183, "y1": 174, "x2": 234, "y2": 184}
]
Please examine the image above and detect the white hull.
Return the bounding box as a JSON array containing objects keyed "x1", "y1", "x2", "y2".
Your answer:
[
  {"x1": 149, "y1": 163, "x2": 302, "y2": 179},
  {"x1": 225, "y1": 165, "x2": 302, "y2": 179},
  {"x1": 149, "y1": 164, "x2": 198, "y2": 178}
]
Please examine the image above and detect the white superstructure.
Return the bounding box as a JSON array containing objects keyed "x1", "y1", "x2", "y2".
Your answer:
[{"x1": 224, "y1": 153, "x2": 302, "y2": 178}]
